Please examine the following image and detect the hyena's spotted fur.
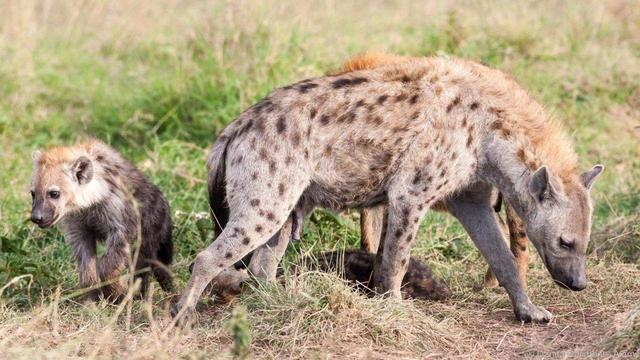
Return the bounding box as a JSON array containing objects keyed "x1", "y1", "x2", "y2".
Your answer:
[
  {"x1": 175, "y1": 56, "x2": 603, "y2": 323},
  {"x1": 30, "y1": 140, "x2": 173, "y2": 301},
  {"x1": 345, "y1": 54, "x2": 531, "y2": 289}
]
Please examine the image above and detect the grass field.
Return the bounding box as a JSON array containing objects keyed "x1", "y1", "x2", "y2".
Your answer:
[{"x1": 0, "y1": 0, "x2": 639, "y2": 358}]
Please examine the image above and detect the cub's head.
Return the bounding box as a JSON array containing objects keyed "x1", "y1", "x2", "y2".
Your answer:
[
  {"x1": 30, "y1": 145, "x2": 107, "y2": 228},
  {"x1": 524, "y1": 164, "x2": 604, "y2": 291}
]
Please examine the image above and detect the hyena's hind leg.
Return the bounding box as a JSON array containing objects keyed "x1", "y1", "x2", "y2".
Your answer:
[
  {"x1": 172, "y1": 178, "x2": 308, "y2": 320},
  {"x1": 484, "y1": 202, "x2": 530, "y2": 289}
]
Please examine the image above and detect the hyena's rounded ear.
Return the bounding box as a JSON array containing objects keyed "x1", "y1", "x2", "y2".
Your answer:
[
  {"x1": 32, "y1": 150, "x2": 42, "y2": 164},
  {"x1": 580, "y1": 164, "x2": 604, "y2": 190},
  {"x1": 529, "y1": 166, "x2": 556, "y2": 202},
  {"x1": 72, "y1": 156, "x2": 93, "y2": 185}
]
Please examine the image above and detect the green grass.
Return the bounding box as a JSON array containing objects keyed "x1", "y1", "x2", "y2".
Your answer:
[{"x1": 0, "y1": 0, "x2": 639, "y2": 357}]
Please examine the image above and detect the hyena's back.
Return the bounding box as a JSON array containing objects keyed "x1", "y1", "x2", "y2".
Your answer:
[{"x1": 220, "y1": 58, "x2": 483, "y2": 214}]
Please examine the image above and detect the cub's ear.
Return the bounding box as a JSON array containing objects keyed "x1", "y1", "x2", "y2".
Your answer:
[
  {"x1": 32, "y1": 150, "x2": 42, "y2": 164},
  {"x1": 580, "y1": 164, "x2": 604, "y2": 190},
  {"x1": 529, "y1": 166, "x2": 555, "y2": 202},
  {"x1": 72, "y1": 156, "x2": 93, "y2": 185}
]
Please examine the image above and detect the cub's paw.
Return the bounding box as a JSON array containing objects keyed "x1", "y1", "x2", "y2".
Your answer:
[{"x1": 514, "y1": 302, "x2": 552, "y2": 324}]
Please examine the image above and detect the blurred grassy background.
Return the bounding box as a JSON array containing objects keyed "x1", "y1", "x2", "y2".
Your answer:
[{"x1": 0, "y1": 0, "x2": 638, "y2": 357}]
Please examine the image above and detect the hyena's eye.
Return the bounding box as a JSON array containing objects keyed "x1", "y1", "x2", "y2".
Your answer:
[
  {"x1": 48, "y1": 190, "x2": 60, "y2": 199},
  {"x1": 559, "y1": 237, "x2": 573, "y2": 250}
]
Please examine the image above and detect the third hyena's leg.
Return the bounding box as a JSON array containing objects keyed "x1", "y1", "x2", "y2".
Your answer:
[
  {"x1": 484, "y1": 202, "x2": 530, "y2": 289},
  {"x1": 505, "y1": 203, "x2": 529, "y2": 287},
  {"x1": 360, "y1": 205, "x2": 385, "y2": 254}
]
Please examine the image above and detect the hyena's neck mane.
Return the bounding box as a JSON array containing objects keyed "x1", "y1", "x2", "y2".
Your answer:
[{"x1": 338, "y1": 53, "x2": 579, "y2": 184}]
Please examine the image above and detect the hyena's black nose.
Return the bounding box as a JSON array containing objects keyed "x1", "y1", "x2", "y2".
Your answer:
[
  {"x1": 30, "y1": 212, "x2": 43, "y2": 225},
  {"x1": 569, "y1": 276, "x2": 587, "y2": 291}
]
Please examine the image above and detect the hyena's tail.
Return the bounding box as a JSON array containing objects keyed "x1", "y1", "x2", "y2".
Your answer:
[{"x1": 207, "y1": 130, "x2": 234, "y2": 237}]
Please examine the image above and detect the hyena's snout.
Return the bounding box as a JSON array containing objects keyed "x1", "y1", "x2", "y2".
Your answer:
[
  {"x1": 550, "y1": 258, "x2": 587, "y2": 291},
  {"x1": 30, "y1": 203, "x2": 56, "y2": 228}
]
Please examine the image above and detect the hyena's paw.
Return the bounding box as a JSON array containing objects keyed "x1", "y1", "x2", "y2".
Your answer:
[
  {"x1": 514, "y1": 301, "x2": 552, "y2": 323},
  {"x1": 170, "y1": 303, "x2": 195, "y2": 327}
]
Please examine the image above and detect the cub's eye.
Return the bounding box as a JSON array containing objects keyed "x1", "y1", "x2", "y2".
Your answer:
[
  {"x1": 48, "y1": 190, "x2": 60, "y2": 199},
  {"x1": 559, "y1": 237, "x2": 573, "y2": 250},
  {"x1": 30, "y1": 190, "x2": 35, "y2": 199}
]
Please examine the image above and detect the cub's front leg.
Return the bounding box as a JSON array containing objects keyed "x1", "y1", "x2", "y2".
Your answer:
[
  {"x1": 63, "y1": 223, "x2": 100, "y2": 301},
  {"x1": 97, "y1": 231, "x2": 129, "y2": 302}
]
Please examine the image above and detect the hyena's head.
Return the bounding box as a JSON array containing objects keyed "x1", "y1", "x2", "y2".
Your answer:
[
  {"x1": 30, "y1": 146, "x2": 107, "y2": 228},
  {"x1": 523, "y1": 164, "x2": 604, "y2": 291}
]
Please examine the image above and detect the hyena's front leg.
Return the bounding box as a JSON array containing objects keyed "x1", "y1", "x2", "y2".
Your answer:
[
  {"x1": 446, "y1": 186, "x2": 550, "y2": 323},
  {"x1": 97, "y1": 232, "x2": 129, "y2": 302},
  {"x1": 65, "y1": 226, "x2": 100, "y2": 301}
]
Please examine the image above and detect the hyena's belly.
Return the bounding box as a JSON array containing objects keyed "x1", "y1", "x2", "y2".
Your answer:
[{"x1": 304, "y1": 137, "x2": 401, "y2": 210}]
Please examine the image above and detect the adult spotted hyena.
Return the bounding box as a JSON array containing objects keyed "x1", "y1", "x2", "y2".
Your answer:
[
  {"x1": 30, "y1": 139, "x2": 173, "y2": 301},
  {"x1": 174, "y1": 56, "x2": 603, "y2": 323}
]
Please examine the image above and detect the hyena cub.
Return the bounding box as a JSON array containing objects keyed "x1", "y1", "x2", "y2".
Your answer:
[{"x1": 30, "y1": 139, "x2": 173, "y2": 301}]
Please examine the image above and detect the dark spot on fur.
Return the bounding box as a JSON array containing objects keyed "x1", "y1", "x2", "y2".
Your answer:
[
  {"x1": 259, "y1": 148, "x2": 269, "y2": 160},
  {"x1": 225, "y1": 252, "x2": 232, "y2": 259},
  {"x1": 355, "y1": 99, "x2": 366, "y2": 108},
  {"x1": 310, "y1": 108, "x2": 317, "y2": 119},
  {"x1": 412, "y1": 171, "x2": 422, "y2": 185},
  {"x1": 285, "y1": 155, "x2": 293, "y2": 165},
  {"x1": 291, "y1": 131, "x2": 301, "y2": 146},
  {"x1": 324, "y1": 145, "x2": 332, "y2": 156},
  {"x1": 395, "y1": 229, "x2": 403, "y2": 238},
  {"x1": 332, "y1": 77, "x2": 368, "y2": 89},
  {"x1": 252, "y1": 172, "x2": 258, "y2": 180},
  {"x1": 446, "y1": 96, "x2": 460, "y2": 113},
  {"x1": 377, "y1": 95, "x2": 388, "y2": 104},
  {"x1": 304, "y1": 149, "x2": 309, "y2": 159},
  {"x1": 253, "y1": 98, "x2": 274, "y2": 114},
  {"x1": 250, "y1": 199, "x2": 260, "y2": 207},
  {"x1": 470, "y1": 102, "x2": 479, "y2": 110},
  {"x1": 409, "y1": 94, "x2": 419, "y2": 105},
  {"x1": 337, "y1": 111, "x2": 356, "y2": 123},
  {"x1": 276, "y1": 116, "x2": 287, "y2": 134},
  {"x1": 96, "y1": 155, "x2": 104, "y2": 161},
  {"x1": 517, "y1": 148, "x2": 526, "y2": 162},
  {"x1": 298, "y1": 82, "x2": 318, "y2": 93},
  {"x1": 255, "y1": 225, "x2": 263, "y2": 233},
  {"x1": 401, "y1": 75, "x2": 411, "y2": 83},
  {"x1": 242, "y1": 237, "x2": 250, "y2": 245},
  {"x1": 278, "y1": 183, "x2": 285, "y2": 196},
  {"x1": 269, "y1": 161, "x2": 277, "y2": 174},
  {"x1": 395, "y1": 94, "x2": 408, "y2": 102},
  {"x1": 320, "y1": 114, "x2": 331, "y2": 125}
]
